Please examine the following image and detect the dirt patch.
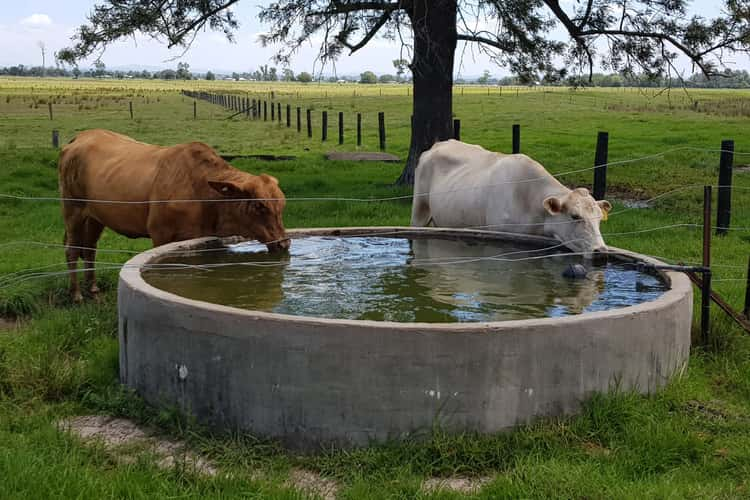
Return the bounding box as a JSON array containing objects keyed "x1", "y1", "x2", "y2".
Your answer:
[
  {"x1": 683, "y1": 399, "x2": 734, "y2": 423},
  {"x1": 582, "y1": 441, "x2": 612, "y2": 457},
  {"x1": 287, "y1": 469, "x2": 340, "y2": 500},
  {"x1": 422, "y1": 476, "x2": 493, "y2": 494},
  {"x1": 59, "y1": 415, "x2": 217, "y2": 476},
  {"x1": 61, "y1": 415, "x2": 342, "y2": 497},
  {"x1": 735, "y1": 164, "x2": 750, "y2": 173},
  {"x1": 220, "y1": 154, "x2": 297, "y2": 162},
  {"x1": 325, "y1": 151, "x2": 401, "y2": 162},
  {"x1": 0, "y1": 317, "x2": 20, "y2": 333}
]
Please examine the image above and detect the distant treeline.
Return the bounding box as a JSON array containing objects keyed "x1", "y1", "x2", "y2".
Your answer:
[
  {"x1": 0, "y1": 62, "x2": 195, "y2": 81},
  {"x1": 2, "y1": 63, "x2": 750, "y2": 89},
  {"x1": 478, "y1": 71, "x2": 750, "y2": 89}
]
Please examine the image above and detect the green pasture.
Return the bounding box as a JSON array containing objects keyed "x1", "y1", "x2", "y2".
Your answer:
[{"x1": 1, "y1": 77, "x2": 750, "y2": 498}]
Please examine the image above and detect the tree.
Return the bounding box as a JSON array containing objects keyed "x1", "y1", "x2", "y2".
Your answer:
[
  {"x1": 176, "y1": 61, "x2": 192, "y2": 79},
  {"x1": 205, "y1": 70, "x2": 216, "y2": 80},
  {"x1": 57, "y1": 0, "x2": 750, "y2": 186},
  {"x1": 93, "y1": 60, "x2": 106, "y2": 77},
  {"x1": 297, "y1": 71, "x2": 313, "y2": 83},
  {"x1": 393, "y1": 58, "x2": 409, "y2": 82},
  {"x1": 477, "y1": 70, "x2": 491, "y2": 85},
  {"x1": 282, "y1": 68, "x2": 295, "y2": 81},
  {"x1": 360, "y1": 70, "x2": 378, "y2": 84},
  {"x1": 379, "y1": 74, "x2": 395, "y2": 83},
  {"x1": 72, "y1": 67, "x2": 81, "y2": 79}
]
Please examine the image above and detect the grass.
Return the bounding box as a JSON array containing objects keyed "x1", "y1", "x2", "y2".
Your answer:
[{"x1": 1, "y1": 77, "x2": 750, "y2": 498}]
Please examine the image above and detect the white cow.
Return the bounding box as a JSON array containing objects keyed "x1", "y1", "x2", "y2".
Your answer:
[{"x1": 411, "y1": 140, "x2": 612, "y2": 256}]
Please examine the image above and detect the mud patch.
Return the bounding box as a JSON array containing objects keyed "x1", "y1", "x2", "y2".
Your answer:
[
  {"x1": 422, "y1": 476, "x2": 493, "y2": 494},
  {"x1": 618, "y1": 199, "x2": 652, "y2": 209},
  {"x1": 59, "y1": 415, "x2": 217, "y2": 476}
]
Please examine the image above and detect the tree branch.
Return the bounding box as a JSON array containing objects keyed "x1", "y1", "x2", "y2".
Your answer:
[
  {"x1": 167, "y1": 0, "x2": 241, "y2": 47},
  {"x1": 309, "y1": 1, "x2": 401, "y2": 16},
  {"x1": 340, "y1": 10, "x2": 392, "y2": 53}
]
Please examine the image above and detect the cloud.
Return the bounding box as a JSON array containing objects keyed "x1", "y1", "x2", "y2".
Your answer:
[{"x1": 20, "y1": 14, "x2": 52, "y2": 27}]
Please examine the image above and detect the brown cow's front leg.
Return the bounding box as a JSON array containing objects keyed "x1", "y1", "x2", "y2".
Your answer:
[
  {"x1": 64, "y1": 230, "x2": 83, "y2": 303},
  {"x1": 82, "y1": 218, "x2": 105, "y2": 296}
]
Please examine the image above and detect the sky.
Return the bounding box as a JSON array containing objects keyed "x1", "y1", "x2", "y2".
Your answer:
[{"x1": 0, "y1": 0, "x2": 746, "y2": 78}]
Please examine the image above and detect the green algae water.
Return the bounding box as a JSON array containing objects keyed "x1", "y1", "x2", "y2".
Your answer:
[{"x1": 142, "y1": 236, "x2": 668, "y2": 323}]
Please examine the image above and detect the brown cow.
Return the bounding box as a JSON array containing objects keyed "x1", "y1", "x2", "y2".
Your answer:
[{"x1": 58, "y1": 129, "x2": 289, "y2": 302}]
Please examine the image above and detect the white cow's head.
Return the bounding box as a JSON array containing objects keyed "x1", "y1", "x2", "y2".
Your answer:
[{"x1": 543, "y1": 188, "x2": 611, "y2": 257}]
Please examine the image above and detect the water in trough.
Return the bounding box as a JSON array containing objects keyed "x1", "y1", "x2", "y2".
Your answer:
[{"x1": 142, "y1": 236, "x2": 667, "y2": 323}]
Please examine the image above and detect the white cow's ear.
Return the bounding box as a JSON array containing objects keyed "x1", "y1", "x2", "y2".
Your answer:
[
  {"x1": 597, "y1": 200, "x2": 612, "y2": 213},
  {"x1": 208, "y1": 180, "x2": 244, "y2": 197},
  {"x1": 543, "y1": 196, "x2": 562, "y2": 215}
]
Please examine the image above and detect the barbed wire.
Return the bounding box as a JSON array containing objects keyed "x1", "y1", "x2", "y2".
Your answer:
[{"x1": 2, "y1": 145, "x2": 749, "y2": 205}]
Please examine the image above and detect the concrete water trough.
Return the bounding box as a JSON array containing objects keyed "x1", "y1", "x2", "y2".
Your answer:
[{"x1": 118, "y1": 227, "x2": 692, "y2": 449}]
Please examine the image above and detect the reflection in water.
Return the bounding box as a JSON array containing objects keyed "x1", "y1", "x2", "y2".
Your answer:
[{"x1": 142, "y1": 236, "x2": 667, "y2": 323}]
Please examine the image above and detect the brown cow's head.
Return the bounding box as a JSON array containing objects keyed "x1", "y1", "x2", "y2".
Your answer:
[{"x1": 208, "y1": 174, "x2": 289, "y2": 253}]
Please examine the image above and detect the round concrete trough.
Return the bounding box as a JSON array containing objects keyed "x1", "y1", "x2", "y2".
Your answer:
[{"x1": 118, "y1": 227, "x2": 692, "y2": 449}]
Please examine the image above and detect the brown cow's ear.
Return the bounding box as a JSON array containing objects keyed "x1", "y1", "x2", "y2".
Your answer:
[
  {"x1": 543, "y1": 196, "x2": 563, "y2": 215},
  {"x1": 208, "y1": 180, "x2": 245, "y2": 197},
  {"x1": 260, "y1": 174, "x2": 279, "y2": 185}
]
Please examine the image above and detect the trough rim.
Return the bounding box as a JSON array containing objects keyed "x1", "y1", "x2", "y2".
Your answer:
[{"x1": 119, "y1": 226, "x2": 693, "y2": 332}]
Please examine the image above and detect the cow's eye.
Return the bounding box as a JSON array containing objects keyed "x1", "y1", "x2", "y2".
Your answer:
[{"x1": 571, "y1": 214, "x2": 582, "y2": 221}]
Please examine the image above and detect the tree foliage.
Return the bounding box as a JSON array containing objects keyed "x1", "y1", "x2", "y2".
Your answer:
[
  {"x1": 297, "y1": 71, "x2": 313, "y2": 82},
  {"x1": 176, "y1": 62, "x2": 192, "y2": 79},
  {"x1": 59, "y1": 1, "x2": 750, "y2": 82},
  {"x1": 360, "y1": 70, "x2": 378, "y2": 83}
]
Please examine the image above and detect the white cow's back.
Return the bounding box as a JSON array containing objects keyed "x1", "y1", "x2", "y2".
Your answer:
[{"x1": 412, "y1": 140, "x2": 566, "y2": 234}]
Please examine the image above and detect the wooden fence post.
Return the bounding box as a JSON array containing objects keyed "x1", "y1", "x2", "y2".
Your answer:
[
  {"x1": 277, "y1": 103, "x2": 281, "y2": 123},
  {"x1": 129, "y1": 101, "x2": 133, "y2": 119},
  {"x1": 297, "y1": 107, "x2": 301, "y2": 132},
  {"x1": 307, "y1": 109, "x2": 312, "y2": 138},
  {"x1": 744, "y1": 255, "x2": 750, "y2": 319},
  {"x1": 338, "y1": 112, "x2": 344, "y2": 145},
  {"x1": 322, "y1": 111, "x2": 328, "y2": 141},
  {"x1": 378, "y1": 112, "x2": 386, "y2": 151},
  {"x1": 48, "y1": 102, "x2": 53, "y2": 120},
  {"x1": 286, "y1": 104, "x2": 291, "y2": 127},
  {"x1": 271, "y1": 102, "x2": 275, "y2": 121},
  {"x1": 716, "y1": 139, "x2": 734, "y2": 235},
  {"x1": 52, "y1": 130, "x2": 59, "y2": 148},
  {"x1": 453, "y1": 119, "x2": 461, "y2": 141},
  {"x1": 264, "y1": 101, "x2": 268, "y2": 121},
  {"x1": 593, "y1": 131, "x2": 609, "y2": 201},
  {"x1": 193, "y1": 100, "x2": 197, "y2": 119},
  {"x1": 357, "y1": 113, "x2": 362, "y2": 147},
  {"x1": 512, "y1": 124, "x2": 520, "y2": 154}
]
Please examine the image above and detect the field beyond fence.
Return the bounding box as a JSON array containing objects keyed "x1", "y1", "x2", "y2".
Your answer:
[{"x1": 1, "y1": 77, "x2": 750, "y2": 498}]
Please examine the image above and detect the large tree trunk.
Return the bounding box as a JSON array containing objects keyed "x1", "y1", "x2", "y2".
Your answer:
[{"x1": 395, "y1": 0, "x2": 457, "y2": 186}]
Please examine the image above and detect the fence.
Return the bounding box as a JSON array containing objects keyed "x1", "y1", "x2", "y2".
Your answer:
[
  {"x1": 181, "y1": 90, "x2": 391, "y2": 152},
  {"x1": 8, "y1": 88, "x2": 750, "y2": 346}
]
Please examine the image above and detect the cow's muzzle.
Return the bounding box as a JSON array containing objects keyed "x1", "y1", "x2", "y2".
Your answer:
[{"x1": 266, "y1": 238, "x2": 291, "y2": 253}]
